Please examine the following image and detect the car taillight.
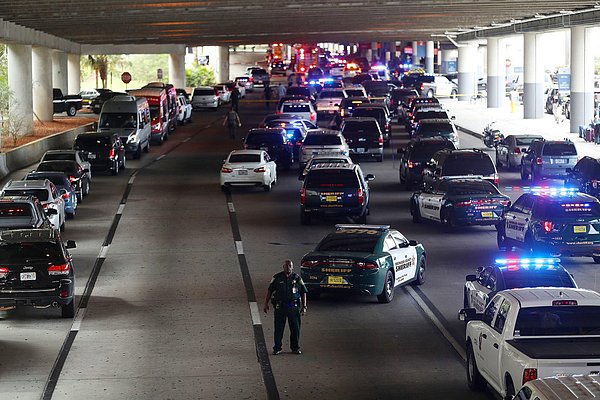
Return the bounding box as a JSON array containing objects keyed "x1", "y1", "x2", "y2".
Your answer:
[
  {"x1": 310, "y1": 112, "x2": 316, "y2": 121},
  {"x1": 340, "y1": 109, "x2": 345, "y2": 117},
  {"x1": 248, "y1": 77, "x2": 253, "y2": 83},
  {"x1": 522, "y1": 368, "x2": 537, "y2": 385},
  {"x1": 221, "y1": 167, "x2": 233, "y2": 173},
  {"x1": 48, "y1": 263, "x2": 70, "y2": 276},
  {"x1": 378, "y1": 136, "x2": 383, "y2": 146},
  {"x1": 254, "y1": 167, "x2": 266, "y2": 173},
  {"x1": 216, "y1": 91, "x2": 221, "y2": 96},
  {"x1": 109, "y1": 149, "x2": 115, "y2": 159},
  {"x1": 357, "y1": 188, "x2": 364, "y2": 204},
  {"x1": 494, "y1": 174, "x2": 499, "y2": 185},
  {"x1": 536, "y1": 157, "x2": 542, "y2": 165},
  {"x1": 300, "y1": 188, "x2": 306, "y2": 205},
  {"x1": 42, "y1": 203, "x2": 48, "y2": 209},
  {"x1": 455, "y1": 200, "x2": 472, "y2": 207},
  {"x1": 68, "y1": 175, "x2": 78, "y2": 182},
  {"x1": 0, "y1": 267, "x2": 8, "y2": 279},
  {"x1": 513, "y1": 148, "x2": 521, "y2": 154},
  {"x1": 408, "y1": 161, "x2": 414, "y2": 169},
  {"x1": 275, "y1": 110, "x2": 282, "y2": 115},
  {"x1": 419, "y1": 83, "x2": 424, "y2": 91},
  {"x1": 301, "y1": 260, "x2": 318, "y2": 267},
  {"x1": 354, "y1": 261, "x2": 378, "y2": 269},
  {"x1": 62, "y1": 193, "x2": 70, "y2": 199},
  {"x1": 542, "y1": 221, "x2": 553, "y2": 232}
]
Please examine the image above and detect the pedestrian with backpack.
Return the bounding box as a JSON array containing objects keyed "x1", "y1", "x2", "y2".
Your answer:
[{"x1": 223, "y1": 107, "x2": 241, "y2": 139}]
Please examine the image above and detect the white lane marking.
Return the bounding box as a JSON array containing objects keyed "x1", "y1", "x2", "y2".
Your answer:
[
  {"x1": 182, "y1": 137, "x2": 191, "y2": 143},
  {"x1": 157, "y1": 155, "x2": 166, "y2": 161},
  {"x1": 70, "y1": 307, "x2": 87, "y2": 331},
  {"x1": 128, "y1": 175, "x2": 136, "y2": 184},
  {"x1": 235, "y1": 241, "x2": 244, "y2": 255},
  {"x1": 406, "y1": 286, "x2": 466, "y2": 361},
  {"x1": 117, "y1": 204, "x2": 126, "y2": 215},
  {"x1": 98, "y1": 245, "x2": 110, "y2": 259},
  {"x1": 227, "y1": 202, "x2": 235, "y2": 213},
  {"x1": 249, "y1": 302, "x2": 262, "y2": 325}
]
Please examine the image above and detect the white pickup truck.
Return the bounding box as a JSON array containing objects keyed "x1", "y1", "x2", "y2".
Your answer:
[{"x1": 460, "y1": 288, "x2": 600, "y2": 400}]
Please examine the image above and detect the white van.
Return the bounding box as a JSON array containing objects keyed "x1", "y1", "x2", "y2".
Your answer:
[{"x1": 98, "y1": 95, "x2": 151, "y2": 159}]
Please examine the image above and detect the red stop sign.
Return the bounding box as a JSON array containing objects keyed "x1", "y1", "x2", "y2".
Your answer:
[{"x1": 121, "y1": 72, "x2": 132, "y2": 84}]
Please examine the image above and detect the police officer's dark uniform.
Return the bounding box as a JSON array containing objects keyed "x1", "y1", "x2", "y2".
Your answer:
[{"x1": 267, "y1": 269, "x2": 307, "y2": 354}]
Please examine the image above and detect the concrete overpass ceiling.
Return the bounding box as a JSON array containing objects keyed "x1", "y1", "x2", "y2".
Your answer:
[{"x1": 0, "y1": 1, "x2": 598, "y2": 46}]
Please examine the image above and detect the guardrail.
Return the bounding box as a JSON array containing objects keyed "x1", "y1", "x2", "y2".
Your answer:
[{"x1": 0, "y1": 123, "x2": 93, "y2": 178}]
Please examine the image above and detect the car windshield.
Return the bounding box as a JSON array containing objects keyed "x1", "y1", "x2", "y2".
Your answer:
[
  {"x1": 0, "y1": 204, "x2": 32, "y2": 217},
  {"x1": 246, "y1": 133, "x2": 281, "y2": 145},
  {"x1": 415, "y1": 111, "x2": 447, "y2": 121},
  {"x1": 533, "y1": 201, "x2": 600, "y2": 218},
  {"x1": 229, "y1": 154, "x2": 261, "y2": 163},
  {"x1": 193, "y1": 89, "x2": 215, "y2": 96},
  {"x1": 410, "y1": 143, "x2": 454, "y2": 162},
  {"x1": 37, "y1": 162, "x2": 76, "y2": 174},
  {"x1": 418, "y1": 123, "x2": 454, "y2": 137},
  {"x1": 345, "y1": 90, "x2": 365, "y2": 97},
  {"x1": 27, "y1": 175, "x2": 65, "y2": 188},
  {"x1": 303, "y1": 135, "x2": 342, "y2": 146},
  {"x1": 305, "y1": 169, "x2": 359, "y2": 189},
  {"x1": 0, "y1": 242, "x2": 63, "y2": 263},
  {"x1": 3, "y1": 189, "x2": 49, "y2": 202},
  {"x1": 316, "y1": 233, "x2": 378, "y2": 253},
  {"x1": 514, "y1": 306, "x2": 600, "y2": 336},
  {"x1": 442, "y1": 155, "x2": 495, "y2": 175},
  {"x1": 75, "y1": 136, "x2": 110, "y2": 149},
  {"x1": 515, "y1": 136, "x2": 542, "y2": 146},
  {"x1": 503, "y1": 269, "x2": 575, "y2": 290},
  {"x1": 543, "y1": 144, "x2": 577, "y2": 156},
  {"x1": 319, "y1": 91, "x2": 344, "y2": 99},
  {"x1": 343, "y1": 121, "x2": 379, "y2": 133},
  {"x1": 43, "y1": 153, "x2": 74, "y2": 162},
  {"x1": 448, "y1": 181, "x2": 499, "y2": 195},
  {"x1": 282, "y1": 104, "x2": 310, "y2": 113},
  {"x1": 99, "y1": 113, "x2": 137, "y2": 129}
]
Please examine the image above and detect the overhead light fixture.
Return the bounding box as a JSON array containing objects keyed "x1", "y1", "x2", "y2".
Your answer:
[
  {"x1": 456, "y1": 28, "x2": 471, "y2": 32},
  {"x1": 595, "y1": 2, "x2": 600, "y2": 8},
  {"x1": 510, "y1": 19, "x2": 523, "y2": 23},
  {"x1": 491, "y1": 22, "x2": 509, "y2": 27},
  {"x1": 444, "y1": 31, "x2": 460, "y2": 36}
]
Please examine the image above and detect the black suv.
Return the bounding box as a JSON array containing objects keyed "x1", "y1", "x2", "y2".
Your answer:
[
  {"x1": 340, "y1": 117, "x2": 384, "y2": 162},
  {"x1": 250, "y1": 68, "x2": 270, "y2": 87},
  {"x1": 565, "y1": 156, "x2": 600, "y2": 199},
  {"x1": 0, "y1": 228, "x2": 77, "y2": 317},
  {"x1": 398, "y1": 138, "x2": 456, "y2": 190},
  {"x1": 422, "y1": 149, "x2": 498, "y2": 187},
  {"x1": 73, "y1": 133, "x2": 126, "y2": 175},
  {"x1": 243, "y1": 128, "x2": 293, "y2": 170},
  {"x1": 35, "y1": 160, "x2": 90, "y2": 202},
  {"x1": 300, "y1": 163, "x2": 374, "y2": 225},
  {"x1": 389, "y1": 88, "x2": 418, "y2": 116},
  {"x1": 352, "y1": 106, "x2": 392, "y2": 144},
  {"x1": 0, "y1": 196, "x2": 53, "y2": 231}
]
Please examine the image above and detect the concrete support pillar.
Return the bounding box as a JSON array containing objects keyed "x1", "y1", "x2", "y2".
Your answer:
[
  {"x1": 425, "y1": 41, "x2": 434, "y2": 74},
  {"x1": 523, "y1": 33, "x2": 544, "y2": 119},
  {"x1": 570, "y1": 27, "x2": 594, "y2": 132},
  {"x1": 32, "y1": 46, "x2": 53, "y2": 122},
  {"x1": 371, "y1": 42, "x2": 378, "y2": 61},
  {"x1": 7, "y1": 44, "x2": 33, "y2": 134},
  {"x1": 458, "y1": 43, "x2": 478, "y2": 102},
  {"x1": 366, "y1": 49, "x2": 373, "y2": 62},
  {"x1": 412, "y1": 41, "x2": 419, "y2": 64},
  {"x1": 168, "y1": 53, "x2": 186, "y2": 88},
  {"x1": 487, "y1": 37, "x2": 506, "y2": 108},
  {"x1": 216, "y1": 46, "x2": 229, "y2": 83},
  {"x1": 67, "y1": 54, "x2": 80, "y2": 94},
  {"x1": 52, "y1": 51, "x2": 68, "y2": 94}
]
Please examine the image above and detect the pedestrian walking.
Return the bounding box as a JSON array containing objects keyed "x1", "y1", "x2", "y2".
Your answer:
[
  {"x1": 263, "y1": 259, "x2": 307, "y2": 355},
  {"x1": 277, "y1": 83, "x2": 286, "y2": 98},
  {"x1": 231, "y1": 87, "x2": 241, "y2": 112},
  {"x1": 222, "y1": 107, "x2": 241, "y2": 139},
  {"x1": 552, "y1": 93, "x2": 564, "y2": 124},
  {"x1": 264, "y1": 83, "x2": 272, "y2": 109}
]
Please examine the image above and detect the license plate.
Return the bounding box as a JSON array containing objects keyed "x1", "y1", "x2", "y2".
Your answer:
[
  {"x1": 325, "y1": 195, "x2": 338, "y2": 202},
  {"x1": 355, "y1": 148, "x2": 366, "y2": 153},
  {"x1": 553, "y1": 158, "x2": 567, "y2": 164},
  {"x1": 327, "y1": 276, "x2": 343, "y2": 285},
  {"x1": 88, "y1": 153, "x2": 96, "y2": 159},
  {"x1": 481, "y1": 212, "x2": 493, "y2": 218},
  {"x1": 238, "y1": 170, "x2": 248, "y2": 175},
  {"x1": 574, "y1": 225, "x2": 587, "y2": 233},
  {"x1": 20, "y1": 272, "x2": 36, "y2": 281}
]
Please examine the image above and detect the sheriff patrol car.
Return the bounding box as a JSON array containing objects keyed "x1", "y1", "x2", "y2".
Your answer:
[
  {"x1": 300, "y1": 224, "x2": 426, "y2": 303},
  {"x1": 497, "y1": 188, "x2": 600, "y2": 263},
  {"x1": 410, "y1": 178, "x2": 510, "y2": 229}
]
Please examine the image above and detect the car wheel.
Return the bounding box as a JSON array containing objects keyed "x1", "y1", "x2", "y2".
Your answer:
[
  {"x1": 451, "y1": 89, "x2": 458, "y2": 99},
  {"x1": 67, "y1": 106, "x2": 77, "y2": 116},
  {"x1": 411, "y1": 201, "x2": 422, "y2": 223},
  {"x1": 300, "y1": 210, "x2": 311, "y2": 225},
  {"x1": 377, "y1": 269, "x2": 395, "y2": 303},
  {"x1": 121, "y1": 156, "x2": 126, "y2": 171},
  {"x1": 497, "y1": 226, "x2": 507, "y2": 249},
  {"x1": 505, "y1": 376, "x2": 516, "y2": 400},
  {"x1": 441, "y1": 209, "x2": 455, "y2": 231},
  {"x1": 77, "y1": 193, "x2": 82, "y2": 202},
  {"x1": 84, "y1": 180, "x2": 90, "y2": 196},
  {"x1": 61, "y1": 300, "x2": 75, "y2": 318},
  {"x1": 263, "y1": 182, "x2": 271, "y2": 192},
  {"x1": 134, "y1": 145, "x2": 142, "y2": 159},
  {"x1": 411, "y1": 256, "x2": 425, "y2": 286},
  {"x1": 593, "y1": 256, "x2": 600, "y2": 264},
  {"x1": 520, "y1": 164, "x2": 529, "y2": 181},
  {"x1": 466, "y1": 343, "x2": 486, "y2": 391}
]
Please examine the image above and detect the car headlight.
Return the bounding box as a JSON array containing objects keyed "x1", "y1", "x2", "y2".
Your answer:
[{"x1": 128, "y1": 134, "x2": 138, "y2": 144}]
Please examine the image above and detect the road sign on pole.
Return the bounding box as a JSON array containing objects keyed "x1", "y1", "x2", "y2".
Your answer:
[{"x1": 121, "y1": 72, "x2": 132, "y2": 84}]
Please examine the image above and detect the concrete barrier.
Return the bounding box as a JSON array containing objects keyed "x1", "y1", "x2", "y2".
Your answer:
[{"x1": 1, "y1": 123, "x2": 93, "y2": 178}]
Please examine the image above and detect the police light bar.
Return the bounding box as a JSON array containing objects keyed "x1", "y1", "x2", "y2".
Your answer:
[
  {"x1": 335, "y1": 224, "x2": 390, "y2": 231},
  {"x1": 503, "y1": 186, "x2": 578, "y2": 196},
  {"x1": 495, "y1": 257, "x2": 560, "y2": 265},
  {"x1": 370, "y1": 65, "x2": 387, "y2": 71}
]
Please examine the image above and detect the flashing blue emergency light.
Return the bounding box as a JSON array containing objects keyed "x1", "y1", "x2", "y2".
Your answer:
[
  {"x1": 504, "y1": 186, "x2": 578, "y2": 196},
  {"x1": 495, "y1": 257, "x2": 560, "y2": 265},
  {"x1": 323, "y1": 78, "x2": 334, "y2": 83}
]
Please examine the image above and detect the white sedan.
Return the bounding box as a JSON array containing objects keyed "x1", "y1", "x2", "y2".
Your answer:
[
  {"x1": 176, "y1": 95, "x2": 192, "y2": 125},
  {"x1": 220, "y1": 150, "x2": 277, "y2": 192}
]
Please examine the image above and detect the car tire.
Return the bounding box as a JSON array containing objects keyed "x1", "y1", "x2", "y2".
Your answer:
[
  {"x1": 67, "y1": 106, "x2": 77, "y2": 117},
  {"x1": 451, "y1": 89, "x2": 458, "y2": 99},
  {"x1": 505, "y1": 376, "x2": 516, "y2": 400},
  {"x1": 77, "y1": 192, "x2": 83, "y2": 203},
  {"x1": 300, "y1": 210, "x2": 311, "y2": 225},
  {"x1": 121, "y1": 156, "x2": 126, "y2": 172},
  {"x1": 593, "y1": 256, "x2": 600, "y2": 264},
  {"x1": 411, "y1": 201, "x2": 422, "y2": 223},
  {"x1": 441, "y1": 208, "x2": 455, "y2": 231},
  {"x1": 84, "y1": 180, "x2": 90, "y2": 197},
  {"x1": 411, "y1": 256, "x2": 425, "y2": 286},
  {"x1": 466, "y1": 343, "x2": 486, "y2": 391},
  {"x1": 134, "y1": 145, "x2": 142, "y2": 159},
  {"x1": 497, "y1": 226, "x2": 507, "y2": 249},
  {"x1": 61, "y1": 300, "x2": 75, "y2": 318},
  {"x1": 111, "y1": 162, "x2": 119, "y2": 176},
  {"x1": 520, "y1": 164, "x2": 529, "y2": 181},
  {"x1": 263, "y1": 182, "x2": 271, "y2": 192},
  {"x1": 377, "y1": 269, "x2": 395, "y2": 303}
]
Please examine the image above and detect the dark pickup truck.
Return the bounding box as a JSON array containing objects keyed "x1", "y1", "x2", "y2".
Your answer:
[{"x1": 53, "y1": 88, "x2": 83, "y2": 116}]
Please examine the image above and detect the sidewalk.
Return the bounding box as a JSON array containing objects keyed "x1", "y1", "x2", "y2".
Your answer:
[{"x1": 442, "y1": 99, "x2": 599, "y2": 159}]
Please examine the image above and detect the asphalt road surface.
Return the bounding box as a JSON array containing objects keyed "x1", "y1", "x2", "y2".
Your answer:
[{"x1": 0, "y1": 90, "x2": 598, "y2": 400}]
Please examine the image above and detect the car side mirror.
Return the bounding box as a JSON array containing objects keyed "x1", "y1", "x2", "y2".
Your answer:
[
  {"x1": 91, "y1": 122, "x2": 98, "y2": 131},
  {"x1": 466, "y1": 274, "x2": 477, "y2": 282},
  {"x1": 408, "y1": 239, "x2": 418, "y2": 246},
  {"x1": 366, "y1": 174, "x2": 375, "y2": 181},
  {"x1": 458, "y1": 308, "x2": 478, "y2": 322},
  {"x1": 65, "y1": 240, "x2": 76, "y2": 249},
  {"x1": 46, "y1": 208, "x2": 57, "y2": 215}
]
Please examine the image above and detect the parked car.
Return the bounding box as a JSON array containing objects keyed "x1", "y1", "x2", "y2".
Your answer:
[
  {"x1": 191, "y1": 86, "x2": 219, "y2": 110},
  {"x1": 520, "y1": 139, "x2": 578, "y2": 182},
  {"x1": 0, "y1": 196, "x2": 53, "y2": 230},
  {"x1": 24, "y1": 172, "x2": 78, "y2": 219},
  {"x1": 298, "y1": 128, "x2": 350, "y2": 169},
  {"x1": 340, "y1": 117, "x2": 384, "y2": 162},
  {"x1": 495, "y1": 134, "x2": 545, "y2": 170},
  {"x1": 73, "y1": 132, "x2": 126, "y2": 175},
  {"x1": 176, "y1": 95, "x2": 192, "y2": 125},
  {"x1": 235, "y1": 76, "x2": 254, "y2": 92},
  {"x1": 422, "y1": 148, "x2": 498, "y2": 187},
  {"x1": 34, "y1": 160, "x2": 90, "y2": 202},
  {"x1": 398, "y1": 138, "x2": 456, "y2": 190},
  {"x1": 52, "y1": 88, "x2": 82, "y2": 116},
  {"x1": 91, "y1": 90, "x2": 126, "y2": 114},
  {"x1": 250, "y1": 68, "x2": 270, "y2": 87},
  {"x1": 40, "y1": 150, "x2": 92, "y2": 181}
]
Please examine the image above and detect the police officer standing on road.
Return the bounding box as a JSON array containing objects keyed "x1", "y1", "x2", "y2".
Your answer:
[{"x1": 263, "y1": 259, "x2": 307, "y2": 355}]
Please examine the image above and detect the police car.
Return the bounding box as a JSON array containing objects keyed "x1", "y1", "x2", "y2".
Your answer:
[
  {"x1": 410, "y1": 178, "x2": 510, "y2": 229},
  {"x1": 463, "y1": 256, "x2": 577, "y2": 313},
  {"x1": 497, "y1": 188, "x2": 600, "y2": 263},
  {"x1": 300, "y1": 224, "x2": 426, "y2": 303}
]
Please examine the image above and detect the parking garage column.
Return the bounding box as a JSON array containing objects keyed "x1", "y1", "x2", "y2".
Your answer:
[
  {"x1": 52, "y1": 50, "x2": 68, "y2": 94},
  {"x1": 169, "y1": 54, "x2": 186, "y2": 89},
  {"x1": 458, "y1": 42, "x2": 477, "y2": 102},
  {"x1": 7, "y1": 44, "x2": 33, "y2": 134},
  {"x1": 487, "y1": 37, "x2": 506, "y2": 108},
  {"x1": 425, "y1": 41, "x2": 434, "y2": 74},
  {"x1": 215, "y1": 46, "x2": 229, "y2": 83},
  {"x1": 441, "y1": 48, "x2": 457, "y2": 74},
  {"x1": 523, "y1": 33, "x2": 543, "y2": 119},
  {"x1": 570, "y1": 26, "x2": 594, "y2": 132},
  {"x1": 67, "y1": 53, "x2": 80, "y2": 94},
  {"x1": 32, "y1": 46, "x2": 53, "y2": 122}
]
